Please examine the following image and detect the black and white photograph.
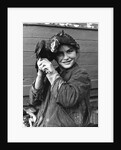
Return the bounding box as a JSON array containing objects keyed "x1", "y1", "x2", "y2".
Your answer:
[
  {"x1": 23, "y1": 22, "x2": 98, "y2": 127},
  {"x1": 8, "y1": 8, "x2": 113, "y2": 142}
]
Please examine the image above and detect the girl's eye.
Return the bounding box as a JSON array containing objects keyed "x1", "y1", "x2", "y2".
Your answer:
[{"x1": 67, "y1": 49, "x2": 74, "y2": 53}]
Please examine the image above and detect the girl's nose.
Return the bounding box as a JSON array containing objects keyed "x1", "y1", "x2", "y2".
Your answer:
[{"x1": 63, "y1": 52, "x2": 69, "y2": 60}]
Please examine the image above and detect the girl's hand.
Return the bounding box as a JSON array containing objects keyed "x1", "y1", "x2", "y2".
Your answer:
[
  {"x1": 37, "y1": 58, "x2": 60, "y2": 86},
  {"x1": 37, "y1": 58, "x2": 56, "y2": 74}
]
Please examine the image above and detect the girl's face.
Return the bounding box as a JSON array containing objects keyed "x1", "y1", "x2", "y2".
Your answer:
[{"x1": 56, "y1": 45, "x2": 77, "y2": 69}]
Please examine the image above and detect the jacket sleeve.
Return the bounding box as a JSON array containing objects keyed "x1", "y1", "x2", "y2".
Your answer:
[
  {"x1": 51, "y1": 68, "x2": 91, "y2": 108},
  {"x1": 29, "y1": 77, "x2": 49, "y2": 106}
]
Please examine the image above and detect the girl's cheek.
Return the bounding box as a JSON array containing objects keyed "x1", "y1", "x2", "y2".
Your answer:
[
  {"x1": 57, "y1": 56, "x2": 63, "y2": 62},
  {"x1": 70, "y1": 52, "x2": 77, "y2": 59}
]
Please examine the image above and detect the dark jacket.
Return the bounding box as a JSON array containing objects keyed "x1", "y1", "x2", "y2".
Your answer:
[{"x1": 29, "y1": 63, "x2": 91, "y2": 127}]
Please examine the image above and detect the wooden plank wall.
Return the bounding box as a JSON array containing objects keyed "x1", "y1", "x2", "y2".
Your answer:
[{"x1": 23, "y1": 24, "x2": 98, "y2": 123}]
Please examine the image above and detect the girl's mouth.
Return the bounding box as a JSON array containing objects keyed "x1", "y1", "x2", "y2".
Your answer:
[{"x1": 62, "y1": 60, "x2": 72, "y2": 64}]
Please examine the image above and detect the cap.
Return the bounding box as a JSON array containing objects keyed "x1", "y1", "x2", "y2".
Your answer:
[{"x1": 49, "y1": 30, "x2": 80, "y2": 53}]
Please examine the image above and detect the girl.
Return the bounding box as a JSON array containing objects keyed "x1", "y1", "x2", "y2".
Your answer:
[{"x1": 29, "y1": 30, "x2": 91, "y2": 127}]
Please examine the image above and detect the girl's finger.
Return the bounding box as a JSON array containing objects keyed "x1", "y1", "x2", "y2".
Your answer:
[
  {"x1": 37, "y1": 59, "x2": 44, "y2": 66},
  {"x1": 42, "y1": 66, "x2": 50, "y2": 73},
  {"x1": 38, "y1": 61, "x2": 48, "y2": 67},
  {"x1": 38, "y1": 58, "x2": 42, "y2": 61},
  {"x1": 38, "y1": 64, "x2": 46, "y2": 70}
]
